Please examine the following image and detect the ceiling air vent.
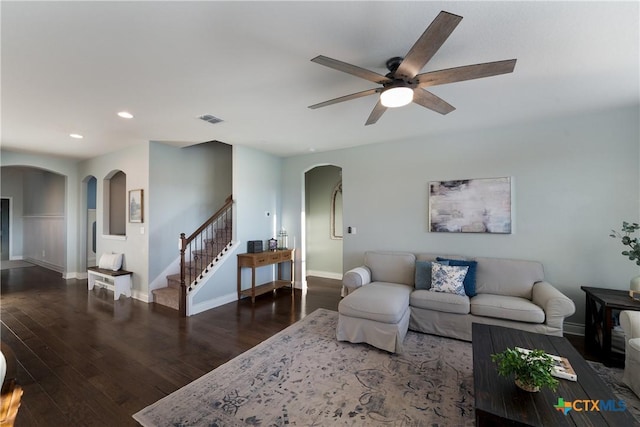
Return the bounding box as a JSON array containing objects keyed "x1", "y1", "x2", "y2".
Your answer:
[{"x1": 198, "y1": 114, "x2": 224, "y2": 125}]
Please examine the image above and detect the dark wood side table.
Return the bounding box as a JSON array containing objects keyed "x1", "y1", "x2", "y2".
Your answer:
[
  {"x1": 581, "y1": 286, "x2": 640, "y2": 366},
  {"x1": 237, "y1": 249, "x2": 294, "y2": 303}
]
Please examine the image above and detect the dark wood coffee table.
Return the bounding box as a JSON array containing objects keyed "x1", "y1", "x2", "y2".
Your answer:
[{"x1": 473, "y1": 323, "x2": 637, "y2": 426}]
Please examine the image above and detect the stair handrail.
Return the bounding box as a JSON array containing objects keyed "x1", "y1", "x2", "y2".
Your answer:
[{"x1": 179, "y1": 194, "x2": 233, "y2": 316}]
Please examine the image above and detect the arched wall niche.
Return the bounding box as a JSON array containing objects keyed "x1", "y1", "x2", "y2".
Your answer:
[{"x1": 102, "y1": 170, "x2": 126, "y2": 236}]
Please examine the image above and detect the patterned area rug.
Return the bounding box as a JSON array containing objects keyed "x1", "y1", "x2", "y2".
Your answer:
[
  {"x1": 133, "y1": 309, "x2": 640, "y2": 426},
  {"x1": 133, "y1": 308, "x2": 475, "y2": 426},
  {"x1": 587, "y1": 360, "x2": 640, "y2": 421}
]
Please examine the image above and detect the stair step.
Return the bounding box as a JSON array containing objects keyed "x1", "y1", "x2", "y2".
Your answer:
[
  {"x1": 154, "y1": 238, "x2": 231, "y2": 314},
  {"x1": 152, "y1": 287, "x2": 179, "y2": 310},
  {"x1": 166, "y1": 274, "x2": 182, "y2": 289}
]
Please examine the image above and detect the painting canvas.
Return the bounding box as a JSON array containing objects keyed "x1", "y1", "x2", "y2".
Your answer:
[{"x1": 429, "y1": 177, "x2": 511, "y2": 233}]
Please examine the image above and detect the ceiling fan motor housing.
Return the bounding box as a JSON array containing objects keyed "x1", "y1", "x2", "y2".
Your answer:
[{"x1": 385, "y1": 56, "x2": 404, "y2": 73}]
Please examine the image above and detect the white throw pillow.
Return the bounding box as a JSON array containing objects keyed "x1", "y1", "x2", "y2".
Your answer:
[
  {"x1": 429, "y1": 262, "x2": 468, "y2": 296},
  {"x1": 98, "y1": 253, "x2": 123, "y2": 271}
]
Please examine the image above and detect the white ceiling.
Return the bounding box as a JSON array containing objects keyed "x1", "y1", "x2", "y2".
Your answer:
[{"x1": 1, "y1": 1, "x2": 638, "y2": 160}]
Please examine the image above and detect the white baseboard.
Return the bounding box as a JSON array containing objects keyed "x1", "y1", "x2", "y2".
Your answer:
[
  {"x1": 306, "y1": 270, "x2": 343, "y2": 280},
  {"x1": 188, "y1": 292, "x2": 237, "y2": 316},
  {"x1": 25, "y1": 258, "x2": 64, "y2": 274},
  {"x1": 67, "y1": 271, "x2": 88, "y2": 280},
  {"x1": 133, "y1": 290, "x2": 151, "y2": 303},
  {"x1": 563, "y1": 322, "x2": 584, "y2": 336}
]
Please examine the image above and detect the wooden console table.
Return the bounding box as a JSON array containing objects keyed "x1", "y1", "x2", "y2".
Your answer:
[
  {"x1": 581, "y1": 285, "x2": 640, "y2": 366},
  {"x1": 237, "y1": 249, "x2": 294, "y2": 303}
]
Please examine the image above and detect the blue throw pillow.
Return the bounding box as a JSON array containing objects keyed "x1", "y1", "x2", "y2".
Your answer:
[
  {"x1": 436, "y1": 258, "x2": 478, "y2": 297},
  {"x1": 415, "y1": 260, "x2": 448, "y2": 290}
]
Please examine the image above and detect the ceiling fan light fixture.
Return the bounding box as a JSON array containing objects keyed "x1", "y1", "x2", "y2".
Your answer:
[{"x1": 380, "y1": 86, "x2": 413, "y2": 108}]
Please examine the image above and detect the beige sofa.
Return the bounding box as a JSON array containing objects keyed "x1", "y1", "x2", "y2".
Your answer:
[{"x1": 337, "y1": 251, "x2": 576, "y2": 353}]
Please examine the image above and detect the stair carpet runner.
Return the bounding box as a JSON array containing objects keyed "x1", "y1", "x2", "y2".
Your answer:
[{"x1": 152, "y1": 237, "x2": 229, "y2": 310}]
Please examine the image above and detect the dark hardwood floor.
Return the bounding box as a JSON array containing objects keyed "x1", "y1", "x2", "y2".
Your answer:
[{"x1": 1, "y1": 265, "x2": 342, "y2": 426}]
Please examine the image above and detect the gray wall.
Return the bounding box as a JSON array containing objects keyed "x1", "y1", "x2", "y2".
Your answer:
[
  {"x1": 305, "y1": 165, "x2": 342, "y2": 277},
  {"x1": 282, "y1": 106, "x2": 640, "y2": 326},
  {"x1": 191, "y1": 144, "x2": 283, "y2": 306},
  {"x1": 22, "y1": 168, "x2": 66, "y2": 270},
  {"x1": 148, "y1": 141, "x2": 232, "y2": 284},
  {"x1": 233, "y1": 145, "x2": 284, "y2": 291},
  {"x1": 78, "y1": 142, "x2": 150, "y2": 298}
]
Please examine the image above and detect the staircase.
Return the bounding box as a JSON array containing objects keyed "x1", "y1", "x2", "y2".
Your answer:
[{"x1": 152, "y1": 196, "x2": 233, "y2": 315}]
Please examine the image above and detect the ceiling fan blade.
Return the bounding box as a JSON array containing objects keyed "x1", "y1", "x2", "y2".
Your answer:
[
  {"x1": 417, "y1": 59, "x2": 517, "y2": 88},
  {"x1": 308, "y1": 88, "x2": 379, "y2": 109},
  {"x1": 394, "y1": 11, "x2": 463, "y2": 80},
  {"x1": 311, "y1": 55, "x2": 392, "y2": 84},
  {"x1": 365, "y1": 100, "x2": 387, "y2": 126},
  {"x1": 412, "y1": 89, "x2": 455, "y2": 115}
]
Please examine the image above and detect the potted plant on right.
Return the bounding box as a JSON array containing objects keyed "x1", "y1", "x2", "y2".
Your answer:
[
  {"x1": 610, "y1": 221, "x2": 640, "y2": 294},
  {"x1": 491, "y1": 347, "x2": 559, "y2": 392}
]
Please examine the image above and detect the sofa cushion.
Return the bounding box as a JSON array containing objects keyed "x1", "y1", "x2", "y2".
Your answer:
[
  {"x1": 473, "y1": 257, "x2": 544, "y2": 299},
  {"x1": 470, "y1": 294, "x2": 545, "y2": 324},
  {"x1": 411, "y1": 289, "x2": 470, "y2": 314},
  {"x1": 415, "y1": 260, "x2": 448, "y2": 290},
  {"x1": 364, "y1": 251, "x2": 416, "y2": 286},
  {"x1": 338, "y1": 282, "x2": 411, "y2": 324},
  {"x1": 437, "y1": 258, "x2": 478, "y2": 297},
  {"x1": 430, "y1": 263, "x2": 468, "y2": 296}
]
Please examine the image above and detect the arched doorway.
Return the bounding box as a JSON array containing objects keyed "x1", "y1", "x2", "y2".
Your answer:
[
  {"x1": 0, "y1": 166, "x2": 67, "y2": 272},
  {"x1": 304, "y1": 165, "x2": 343, "y2": 284}
]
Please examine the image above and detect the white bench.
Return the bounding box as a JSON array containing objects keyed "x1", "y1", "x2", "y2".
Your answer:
[{"x1": 87, "y1": 267, "x2": 133, "y2": 300}]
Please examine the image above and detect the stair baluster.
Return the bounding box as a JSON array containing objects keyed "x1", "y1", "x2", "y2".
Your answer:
[{"x1": 177, "y1": 195, "x2": 233, "y2": 316}]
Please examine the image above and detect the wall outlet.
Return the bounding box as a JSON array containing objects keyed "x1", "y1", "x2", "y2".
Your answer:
[{"x1": 348, "y1": 226, "x2": 356, "y2": 234}]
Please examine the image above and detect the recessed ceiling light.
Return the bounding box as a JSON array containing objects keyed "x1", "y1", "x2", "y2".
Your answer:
[
  {"x1": 69, "y1": 133, "x2": 84, "y2": 139},
  {"x1": 117, "y1": 111, "x2": 134, "y2": 119}
]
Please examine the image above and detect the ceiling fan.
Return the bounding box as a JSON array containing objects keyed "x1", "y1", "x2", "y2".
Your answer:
[{"x1": 308, "y1": 11, "x2": 517, "y2": 125}]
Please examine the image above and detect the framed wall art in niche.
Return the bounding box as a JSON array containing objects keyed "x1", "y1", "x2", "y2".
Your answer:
[
  {"x1": 429, "y1": 177, "x2": 511, "y2": 233},
  {"x1": 128, "y1": 189, "x2": 143, "y2": 223}
]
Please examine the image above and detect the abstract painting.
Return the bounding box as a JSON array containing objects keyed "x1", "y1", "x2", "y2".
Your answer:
[{"x1": 429, "y1": 177, "x2": 511, "y2": 233}]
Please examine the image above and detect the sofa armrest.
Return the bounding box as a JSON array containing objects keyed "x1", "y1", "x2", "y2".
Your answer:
[
  {"x1": 342, "y1": 266, "x2": 372, "y2": 293},
  {"x1": 621, "y1": 311, "x2": 640, "y2": 340},
  {"x1": 531, "y1": 281, "x2": 576, "y2": 330}
]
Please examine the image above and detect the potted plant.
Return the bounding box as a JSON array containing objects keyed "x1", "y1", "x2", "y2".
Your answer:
[
  {"x1": 610, "y1": 221, "x2": 640, "y2": 266},
  {"x1": 491, "y1": 348, "x2": 559, "y2": 392},
  {"x1": 610, "y1": 221, "x2": 640, "y2": 292}
]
